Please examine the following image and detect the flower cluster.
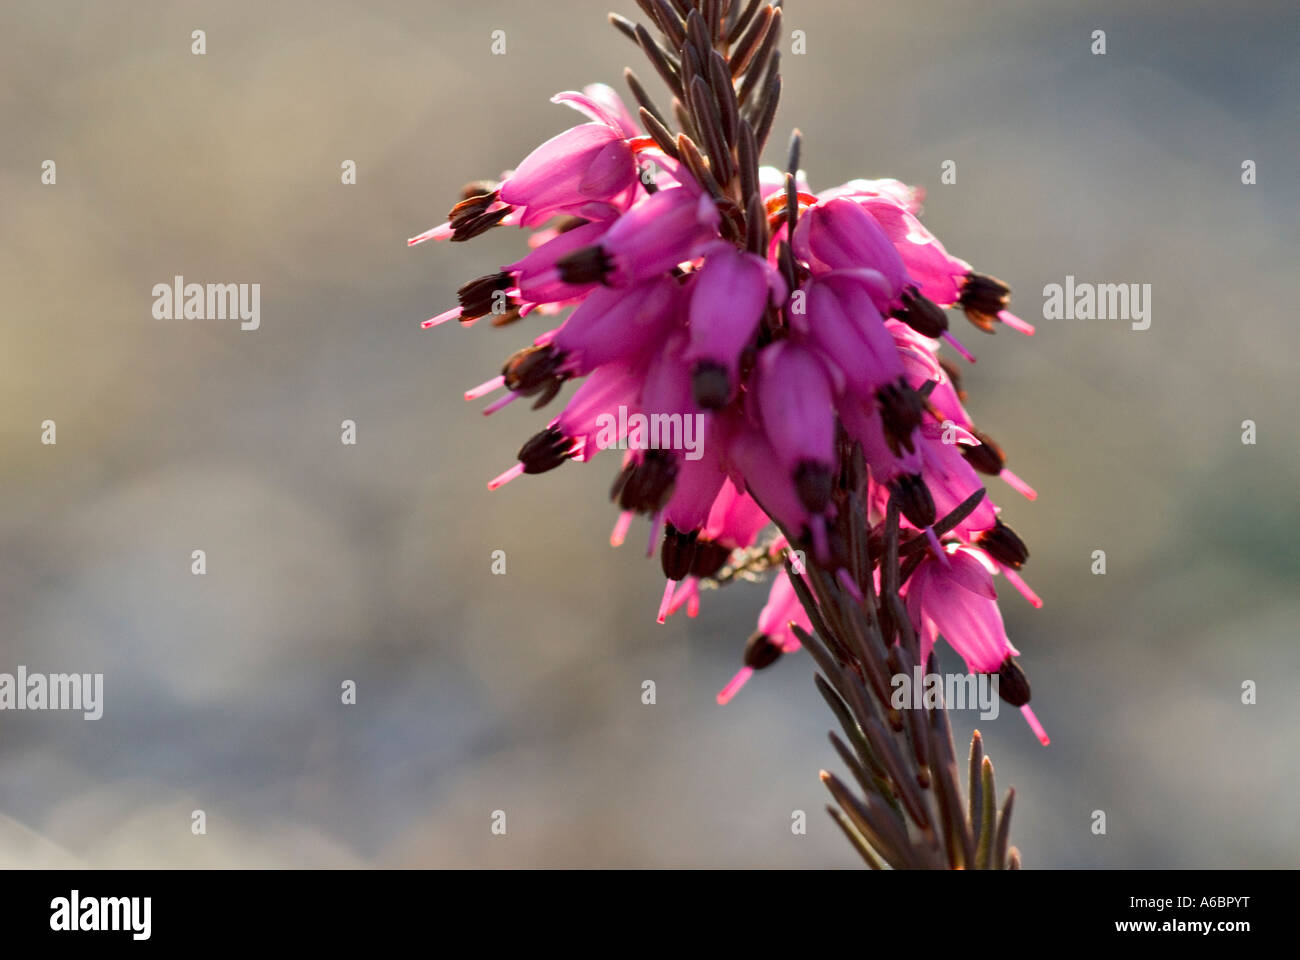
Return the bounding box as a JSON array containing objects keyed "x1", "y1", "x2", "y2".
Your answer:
[{"x1": 412, "y1": 1, "x2": 1046, "y2": 744}]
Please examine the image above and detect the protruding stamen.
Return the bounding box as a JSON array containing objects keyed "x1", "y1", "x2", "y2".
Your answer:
[
  {"x1": 998, "y1": 310, "x2": 1036, "y2": 336},
  {"x1": 999, "y1": 566, "x2": 1043, "y2": 608},
  {"x1": 422, "y1": 306, "x2": 462, "y2": 329},
  {"x1": 487, "y1": 462, "x2": 525, "y2": 491},
  {"x1": 481, "y1": 391, "x2": 519, "y2": 416},
  {"x1": 1000, "y1": 468, "x2": 1038, "y2": 501},
  {"x1": 1020, "y1": 704, "x2": 1050, "y2": 745},
  {"x1": 408, "y1": 222, "x2": 454, "y2": 246},
  {"x1": 646, "y1": 510, "x2": 664, "y2": 559},
  {"x1": 942, "y1": 330, "x2": 977, "y2": 364},
  {"x1": 656, "y1": 578, "x2": 677, "y2": 624},
  {"x1": 716, "y1": 667, "x2": 754, "y2": 705},
  {"x1": 665, "y1": 578, "x2": 698, "y2": 619},
  {"x1": 610, "y1": 510, "x2": 634, "y2": 548},
  {"x1": 465, "y1": 375, "x2": 506, "y2": 401}
]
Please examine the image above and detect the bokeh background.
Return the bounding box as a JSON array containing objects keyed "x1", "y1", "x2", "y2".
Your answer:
[{"x1": 1, "y1": 0, "x2": 1297, "y2": 868}]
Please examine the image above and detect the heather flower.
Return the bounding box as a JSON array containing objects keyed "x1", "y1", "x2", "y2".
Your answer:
[
  {"x1": 903, "y1": 544, "x2": 1050, "y2": 745},
  {"x1": 684, "y1": 242, "x2": 785, "y2": 408},
  {"x1": 413, "y1": 0, "x2": 1047, "y2": 869}
]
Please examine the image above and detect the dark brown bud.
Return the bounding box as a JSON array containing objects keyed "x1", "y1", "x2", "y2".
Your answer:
[
  {"x1": 794, "y1": 461, "x2": 833, "y2": 514},
  {"x1": 894, "y1": 288, "x2": 949, "y2": 339},
  {"x1": 450, "y1": 206, "x2": 514, "y2": 242},
  {"x1": 660, "y1": 524, "x2": 699, "y2": 580},
  {"x1": 619, "y1": 449, "x2": 677, "y2": 514},
  {"x1": 459, "y1": 180, "x2": 499, "y2": 202},
  {"x1": 977, "y1": 519, "x2": 1029, "y2": 569},
  {"x1": 446, "y1": 189, "x2": 513, "y2": 242},
  {"x1": 690, "y1": 538, "x2": 733, "y2": 579},
  {"x1": 743, "y1": 631, "x2": 783, "y2": 670},
  {"x1": 457, "y1": 272, "x2": 515, "y2": 321},
  {"x1": 997, "y1": 657, "x2": 1032, "y2": 707},
  {"x1": 959, "y1": 273, "x2": 1012, "y2": 333},
  {"x1": 448, "y1": 189, "x2": 497, "y2": 224},
  {"x1": 517, "y1": 426, "x2": 573, "y2": 475},
  {"x1": 554, "y1": 245, "x2": 614, "y2": 285},
  {"x1": 877, "y1": 378, "x2": 923, "y2": 456},
  {"x1": 691, "y1": 361, "x2": 732, "y2": 410},
  {"x1": 890, "y1": 474, "x2": 936, "y2": 529},
  {"x1": 502, "y1": 344, "x2": 566, "y2": 398},
  {"x1": 961, "y1": 427, "x2": 1006, "y2": 476}
]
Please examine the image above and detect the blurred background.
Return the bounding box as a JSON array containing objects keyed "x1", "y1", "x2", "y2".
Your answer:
[{"x1": 1, "y1": 0, "x2": 1297, "y2": 868}]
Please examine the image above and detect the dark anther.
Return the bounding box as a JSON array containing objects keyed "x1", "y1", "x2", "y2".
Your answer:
[
  {"x1": 959, "y1": 273, "x2": 1012, "y2": 333},
  {"x1": 743, "y1": 631, "x2": 784, "y2": 670},
  {"x1": 996, "y1": 656, "x2": 1032, "y2": 707},
  {"x1": 660, "y1": 524, "x2": 700, "y2": 580},
  {"x1": 457, "y1": 273, "x2": 515, "y2": 321},
  {"x1": 619, "y1": 449, "x2": 678, "y2": 514},
  {"x1": 938, "y1": 357, "x2": 967, "y2": 401},
  {"x1": 890, "y1": 474, "x2": 936, "y2": 529},
  {"x1": 977, "y1": 519, "x2": 1029, "y2": 569},
  {"x1": 517, "y1": 426, "x2": 573, "y2": 475},
  {"x1": 877, "y1": 378, "x2": 923, "y2": 455},
  {"x1": 691, "y1": 361, "x2": 732, "y2": 409},
  {"x1": 501, "y1": 344, "x2": 567, "y2": 398},
  {"x1": 690, "y1": 539, "x2": 733, "y2": 579},
  {"x1": 554, "y1": 245, "x2": 614, "y2": 284},
  {"x1": 961, "y1": 427, "x2": 1006, "y2": 476},
  {"x1": 449, "y1": 190, "x2": 497, "y2": 224},
  {"x1": 894, "y1": 287, "x2": 949, "y2": 339},
  {"x1": 450, "y1": 206, "x2": 513, "y2": 242},
  {"x1": 794, "y1": 461, "x2": 832, "y2": 514},
  {"x1": 459, "y1": 181, "x2": 498, "y2": 202}
]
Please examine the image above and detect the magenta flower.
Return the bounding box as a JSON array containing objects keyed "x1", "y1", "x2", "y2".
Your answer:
[
  {"x1": 717, "y1": 567, "x2": 813, "y2": 704},
  {"x1": 412, "y1": 6, "x2": 1046, "y2": 752},
  {"x1": 903, "y1": 545, "x2": 1050, "y2": 745},
  {"x1": 684, "y1": 242, "x2": 785, "y2": 408}
]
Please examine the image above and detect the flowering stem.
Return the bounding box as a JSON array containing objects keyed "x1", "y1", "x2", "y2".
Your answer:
[{"x1": 762, "y1": 486, "x2": 1021, "y2": 869}]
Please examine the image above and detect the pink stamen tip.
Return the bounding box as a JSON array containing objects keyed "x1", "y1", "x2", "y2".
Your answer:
[
  {"x1": 716, "y1": 667, "x2": 754, "y2": 706},
  {"x1": 925, "y1": 527, "x2": 948, "y2": 563},
  {"x1": 1020, "y1": 704, "x2": 1050, "y2": 746},
  {"x1": 941, "y1": 330, "x2": 977, "y2": 364},
  {"x1": 487, "y1": 462, "x2": 525, "y2": 491},
  {"x1": 481, "y1": 391, "x2": 519, "y2": 416},
  {"x1": 610, "y1": 510, "x2": 634, "y2": 548},
  {"x1": 686, "y1": 592, "x2": 700, "y2": 618},
  {"x1": 836, "y1": 568, "x2": 864, "y2": 602},
  {"x1": 421, "y1": 306, "x2": 462, "y2": 329},
  {"x1": 998, "y1": 310, "x2": 1036, "y2": 336},
  {"x1": 665, "y1": 579, "x2": 696, "y2": 618},
  {"x1": 1000, "y1": 469, "x2": 1038, "y2": 501},
  {"x1": 656, "y1": 579, "x2": 677, "y2": 624},
  {"x1": 465, "y1": 375, "x2": 506, "y2": 401},
  {"x1": 646, "y1": 511, "x2": 664, "y2": 559},
  {"x1": 1000, "y1": 567, "x2": 1043, "y2": 609},
  {"x1": 407, "y1": 222, "x2": 453, "y2": 247}
]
